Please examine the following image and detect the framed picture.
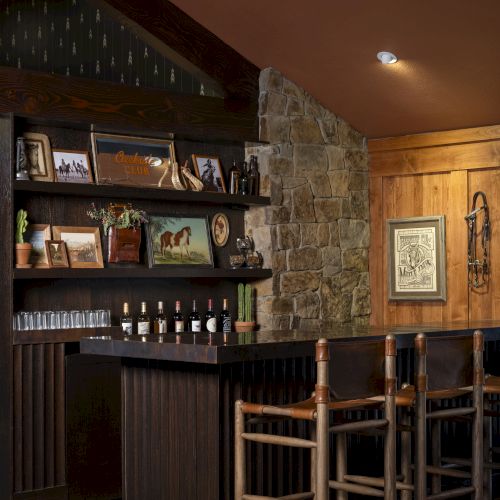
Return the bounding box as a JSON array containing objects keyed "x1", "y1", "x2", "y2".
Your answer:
[
  {"x1": 191, "y1": 154, "x2": 226, "y2": 193},
  {"x1": 52, "y1": 226, "x2": 104, "y2": 268},
  {"x1": 25, "y1": 224, "x2": 51, "y2": 268},
  {"x1": 91, "y1": 133, "x2": 176, "y2": 188},
  {"x1": 387, "y1": 215, "x2": 447, "y2": 301},
  {"x1": 211, "y1": 212, "x2": 229, "y2": 247},
  {"x1": 23, "y1": 132, "x2": 54, "y2": 182},
  {"x1": 45, "y1": 240, "x2": 69, "y2": 268},
  {"x1": 52, "y1": 150, "x2": 93, "y2": 184},
  {"x1": 146, "y1": 214, "x2": 213, "y2": 267}
]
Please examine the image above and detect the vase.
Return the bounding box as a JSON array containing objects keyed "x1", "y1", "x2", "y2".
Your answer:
[
  {"x1": 15, "y1": 243, "x2": 33, "y2": 268},
  {"x1": 107, "y1": 226, "x2": 141, "y2": 263},
  {"x1": 234, "y1": 321, "x2": 256, "y2": 333}
]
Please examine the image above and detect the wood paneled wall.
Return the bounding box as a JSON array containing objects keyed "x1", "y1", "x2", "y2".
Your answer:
[{"x1": 369, "y1": 125, "x2": 500, "y2": 326}]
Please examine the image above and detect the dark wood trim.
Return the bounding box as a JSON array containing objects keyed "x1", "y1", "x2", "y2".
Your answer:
[
  {"x1": 13, "y1": 327, "x2": 123, "y2": 346},
  {"x1": 13, "y1": 485, "x2": 68, "y2": 500}
]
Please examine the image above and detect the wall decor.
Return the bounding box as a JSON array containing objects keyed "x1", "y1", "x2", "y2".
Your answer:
[
  {"x1": 91, "y1": 133, "x2": 176, "y2": 189},
  {"x1": 25, "y1": 224, "x2": 51, "y2": 268},
  {"x1": 45, "y1": 240, "x2": 69, "y2": 268},
  {"x1": 146, "y1": 214, "x2": 213, "y2": 267},
  {"x1": 52, "y1": 150, "x2": 93, "y2": 184},
  {"x1": 23, "y1": 133, "x2": 54, "y2": 182},
  {"x1": 52, "y1": 226, "x2": 104, "y2": 269},
  {"x1": 191, "y1": 154, "x2": 226, "y2": 193},
  {"x1": 387, "y1": 215, "x2": 446, "y2": 301},
  {"x1": 211, "y1": 212, "x2": 229, "y2": 247}
]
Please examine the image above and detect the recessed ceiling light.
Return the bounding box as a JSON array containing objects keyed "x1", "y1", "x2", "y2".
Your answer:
[{"x1": 377, "y1": 51, "x2": 398, "y2": 64}]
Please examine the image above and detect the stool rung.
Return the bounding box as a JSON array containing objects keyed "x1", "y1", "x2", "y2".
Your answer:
[
  {"x1": 329, "y1": 479, "x2": 384, "y2": 497},
  {"x1": 241, "y1": 433, "x2": 316, "y2": 449},
  {"x1": 330, "y1": 418, "x2": 388, "y2": 433},
  {"x1": 427, "y1": 486, "x2": 475, "y2": 500},
  {"x1": 442, "y1": 456, "x2": 500, "y2": 470},
  {"x1": 343, "y1": 474, "x2": 414, "y2": 491},
  {"x1": 425, "y1": 465, "x2": 471, "y2": 479},
  {"x1": 243, "y1": 495, "x2": 277, "y2": 499},
  {"x1": 427, "y1": 407, "x2": 475, "y2": 419},
  {"x1": 242, "y1": 494, "x2": 314, "y2": 500}
]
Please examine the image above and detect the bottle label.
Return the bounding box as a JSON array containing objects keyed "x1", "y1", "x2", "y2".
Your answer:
[
  {"x1": 206, "y1": 317, "x2": 217, "y2": 333},
  {"x1": 121, "y1": 321, "x2": 132, "y2": 335},
  {"x1": 222, "y1": 316, "x2": 231, "y2": 333},
  {"x1": 157, "y1": 319, "x2": 167, "y2": 333},
  {"x1": 175, "y1": 320, "x2": 184, "y2": 333},
  {"x1": 191, "y1": 320, "x2": 201, "y2": 332},
  {"x1": 137, "y1": 321, "x2": 149, "y2": 335}
]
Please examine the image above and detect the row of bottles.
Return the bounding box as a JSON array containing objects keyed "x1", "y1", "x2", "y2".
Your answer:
[
  {"x1": 120, "y1": 299, "x2": 231, "y2": 335},
  {"x1": 228, "y1": 155, "x2": 259, "y2": 196}
]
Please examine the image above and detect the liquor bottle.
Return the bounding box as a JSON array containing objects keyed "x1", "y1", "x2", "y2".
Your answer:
[
  {"x1": 173, "y1": 300, "x2": 184, "y2": 333},
  {"x1": 120, "y1": 302, "x2": 133, "y2": 335},
  {"x1": 188, "y1": 300, "x2": 201, "y2": 333},
  {"x1": 248, "y1": 155, "x2": 260, "y2": 196},
  {"x1": 220, "y1": 298, "x2": 231, "y2": 333},
  {"x1": 228, "y1": 160, "x2": 241, "y2": 195},
  {"x1": 205, "y1": 298, "x2": 217, "y2": 333},
  {"x1": 239, "y1": 161, "x2": 249, "y2": 195},
  {"x1": 137, "y1": 301, "x2": 150, "y2": 335},
  {"x1": 154, "y1": 301, "x2": 167, "y2": 334}
]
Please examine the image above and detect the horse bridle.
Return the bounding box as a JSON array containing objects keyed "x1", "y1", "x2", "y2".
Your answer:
[{"x1": 465, "y1": 191, "x2": 490, "y2": 288}]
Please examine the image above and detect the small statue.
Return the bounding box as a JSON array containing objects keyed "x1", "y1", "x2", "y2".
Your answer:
[{"x1": 15, "y1": 137, "x2": 30, "y2": 180}]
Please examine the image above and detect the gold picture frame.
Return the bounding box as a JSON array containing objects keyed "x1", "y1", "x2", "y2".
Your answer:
[
  {"x1": 52, "y1": 226, "x2": 104, "y2": 269},
  {"x1": 25, "y1": 224, "x2": 52, "y2": 268},
  {"x1": 23, "y1": 132, "x2": 54, "y2": 182},
  {"x1": 52, "y1": 149, "x2": 94, "y2": 184}
]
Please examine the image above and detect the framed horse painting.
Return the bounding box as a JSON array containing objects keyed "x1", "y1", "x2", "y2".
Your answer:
[
  {"x1": 146, "y1": 214, "x2": 214, "y2": 268},
  {"x1": 52, "y1": 150, "x2": 94, "y2": 184}
]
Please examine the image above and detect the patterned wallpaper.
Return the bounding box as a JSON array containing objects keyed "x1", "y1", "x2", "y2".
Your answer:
[{"x1": 0, "y1": 0, "x2": 222, "y2": 97}]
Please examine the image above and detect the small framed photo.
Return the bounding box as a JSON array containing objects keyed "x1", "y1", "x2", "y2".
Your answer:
[
  {"x1": 146, "y1": 214, "x2": 213, "y2": 268},
  {"x1": 25, "y1": 224, "x2": 52, "y2": 268},
  {"x1": 23, "y1": 132, "x2": 54, "y2": 182},
  {"x1": 191, "y1": 155, "x2": 226, "y2": 193},
  {"x1": 52, "y1": 226, "x2": 104, "y2": 268},
  {"x1": 45, "y1": 240, "x2": 69, "y2": 268},
  {"x1": 52, "y1": 150, "x2": 93, "y2": 184},
  {"x1": 211, "y1": 212, "x2": 229, "y2": 247},
  {"x1": 387, "y1": 215, "x2": 447, "y2": 301}
]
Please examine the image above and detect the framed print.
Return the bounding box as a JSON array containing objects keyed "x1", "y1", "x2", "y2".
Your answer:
[
  {"x1": 387, "y1": 215, "x2": 447, "y2": 301},
  {"x1": 211, "y1": 212, "x2": 229, "y2": 247},
  {"x1": 45, "y1": 240, "x2": 69, "y2": 268},
  {"x1": 146, "y1": 215, "x2": 213, "y2": 267},
  {"x1": 52, "y1": 150, "x2": 93, "y2": 184},
  {"x1": 25, "y1": 224, "x2": 51, "y2": 268},
  {"x1": 52, "y1": 226, "x2": 104, "y2": 268},
  {"x1": 23, "y1": 132, "x2": 54, "y2": 182},
  {"x1": 191, "y1": 154, "x2": 226, "y2": 193},
  {"x1": 91, "y1": 133, "x2": 176, "y2": 188}
]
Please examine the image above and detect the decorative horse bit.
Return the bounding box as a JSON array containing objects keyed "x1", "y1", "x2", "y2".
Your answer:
[{"x1": 465, "y1": 191, "x2": 490, "y2": 288}]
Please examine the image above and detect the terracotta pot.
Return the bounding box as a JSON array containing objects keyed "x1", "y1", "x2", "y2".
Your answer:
[
  {"x1": 15, "y1": 243, "x2": 33, "y2": 268},
  {"x1": 107, "y1": 226, "x2": 141, "y2": 263},
  {"x1": 234, "y1": 321, "x2": 256, "y2": 333}
]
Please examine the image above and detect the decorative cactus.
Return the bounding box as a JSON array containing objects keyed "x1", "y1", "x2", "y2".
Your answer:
[
  {"x1": 237, "y1": 283, "x2": 245, "y2": 321},
  {"x1": 244, "y1": 284, "x2": 253, "y2": 322},
  {"x1": 16, "y1": 209, "x2": 29, "y2": 244}
]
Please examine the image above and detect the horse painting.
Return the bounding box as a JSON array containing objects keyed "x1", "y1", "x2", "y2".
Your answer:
[{"x1": 160, "y1": 226, "x2": 192, "y2": 260}]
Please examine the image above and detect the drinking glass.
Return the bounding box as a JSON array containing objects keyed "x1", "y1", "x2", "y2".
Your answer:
[
  {"x1": 33, "y1": 311, "x2": 43, "y2": 330},
  {"x1": 60, "y1": 311, "x2": 71, "y2": 329},
  {"x1": 70, "y1": 310, "x2": 84, "y2": 329},
  {"x1": 84, "y1": 310, "x2": 97, "y2": 328},
  {"x1": 97, "y1": 309, "x2": 111, "y2": 327},
  {"x1": 48, "y1": 311, "x2": 60, "y2": 330},
  {"x1": 41, "y1": 311, "x2": 50, "y2": 330}
]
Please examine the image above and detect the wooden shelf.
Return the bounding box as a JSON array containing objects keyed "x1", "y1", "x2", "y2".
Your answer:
[
  {"x1": 14, "y1": 181, "x2": 270, "y2": 207},
  {"x1": 13, "y1": 326, "x2": 122, "y2": 345},
  {"x1": 14, "y1": 267, "x2": 273, "y2": 280}
]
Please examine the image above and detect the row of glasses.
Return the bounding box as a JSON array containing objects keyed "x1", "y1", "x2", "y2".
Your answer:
[{"x1": 13, "y1": 309, "x2": 111, "y2": 331}]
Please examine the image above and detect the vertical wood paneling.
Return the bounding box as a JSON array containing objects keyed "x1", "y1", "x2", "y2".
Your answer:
[
  {"x1": 22, "y1": 345, "x2": 34, "y2": 491},
  {"x1": 14, "y1": 346, "x2": 23, "y2": 492},
  {"x1": 33, "y1": 344, "x2": 45, "y2": 489},
  {"x1": 54, "y1": 344, "x2": 65, "y2": 486},
  {"x1": 369, "y1": 176, "x2": 383, "y2": 326},
  {"x1": 44, "y1": 345, "x2": 55, "y2": 487}
]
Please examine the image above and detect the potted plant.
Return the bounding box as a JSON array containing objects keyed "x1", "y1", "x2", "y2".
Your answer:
[
  {"x1": 234, "y1": 283, "x2": 256, "y2": 333},
  {"x1": 15, "y1": 209, "x2": 32, "y2": 268},
  {"x1": 87, "y1": 203, "x2": 147, "y2": 263}
]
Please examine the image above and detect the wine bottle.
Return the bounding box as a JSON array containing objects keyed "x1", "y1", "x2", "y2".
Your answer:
[
  {"x1": 228, "y1": 160, "x2": 241, "y2": 195},
  {"x1": 188, "y1": 300, "x2": 201, "y2": 333},
  {"x1": 120, "y1": 302, "x2": 133, "y2": 335},
  {"x1": 220, "y1": 298, "x2": 231, "y2": 333},
  {"x1": 205, "y1": 298, "x2": 217, "y2": 333},
  {"x1": 137, "y1": 301, "x2": 150, "y2": 335},
  {"x1": 173, "y1": 300, "x2": 184, "y2": 333},
  {"x1": 154, "y1": 301, "x2": 167, "y2": 334},
  {"x1": 239, "y1": 161, "x2": 249, "y2": 195},
  {"x1": 248, "y1": 155, "x2": 259, "y2": 196}
]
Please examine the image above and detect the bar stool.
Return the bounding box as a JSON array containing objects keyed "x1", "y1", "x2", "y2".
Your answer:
[{"x1": 234, "y1": 336, "x2": 398, "y2": 500}]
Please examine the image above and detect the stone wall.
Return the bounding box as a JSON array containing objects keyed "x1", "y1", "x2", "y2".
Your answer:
[{"x1": 245, "y1": 68, "x2": 370, "y2": 330}]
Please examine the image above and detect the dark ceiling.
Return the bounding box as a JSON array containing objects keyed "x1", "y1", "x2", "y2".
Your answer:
[{"x1": 170, "y1": 0, "x2": 500, "y2": 139}]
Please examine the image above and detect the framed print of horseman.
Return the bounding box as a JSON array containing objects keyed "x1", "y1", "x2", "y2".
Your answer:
[
  {"x1": 191, "y1": 154, "x2": 227, "y2": 193},
  {"x1": 146, "y1": 214, "x2": 213, "y2": 268},
  {"x1": 52, "y1": 150, "x2": 94, "y2": 184}
]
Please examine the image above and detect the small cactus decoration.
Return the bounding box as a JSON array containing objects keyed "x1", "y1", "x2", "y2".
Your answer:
[
  {"x1": 16, "y1": 209, "x2": 29, "y2": 244},
  {"x1": 237, "y1": 283, "x2": 245, "y2": 321},
  {"x1": 244, "y1": 284, "x2": 253, "y2": 322}
]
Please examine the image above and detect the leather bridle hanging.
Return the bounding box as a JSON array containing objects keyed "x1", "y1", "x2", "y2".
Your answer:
[{"x1": 465, "y1": 191, "x2": 490, "y2": 288}]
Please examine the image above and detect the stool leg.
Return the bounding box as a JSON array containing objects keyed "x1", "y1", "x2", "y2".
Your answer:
[
  {"x1": 336, "y1": 432, "x2": 347, "y2": 500},
  {"x1": 415, "y1": 394, "x2": 427, "y2": 500},
  {"x1": 473, "y1": 392, "x2": 484, "y2": 499},
  {"x1": 400, "y1": 408, "x2": 413, "y2": 500},
  {"x1": 235, "y1": 400, "x2": 246, "y2": 499},
  {"x1": 310, "y1": 425, "x2": 317, "y2": 495},
  {"x1": 317, "y1": 407, "x2": 329, "y2": 500},
  {"x1": 483, "y1": 397, "x2": 492, "y2": 499},
  {"x1": 430, "y1": 416, "x2": 441, "y2": 495}
]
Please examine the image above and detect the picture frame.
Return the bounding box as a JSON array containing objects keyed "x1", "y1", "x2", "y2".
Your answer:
[
  {"x1": 146, "y1": 214, "x2": 213, "y2": 268},
  {"x1": 387, "y1": 215, "x2": 447, "y2": 301},
  {"x1": 25, "y1": 224, "x2": 52, "y2": 268},
  {"x1": 91, "y1": 132, "x2": 176, "y2": 189},
  {"x1": 191, "y1": 154, "x2": 226, "y2": 193},
  {"x1": 52, "y1": 226, "x2": 104, "y2": 268},
  {"x1": 23, "y1": 132, "x2": 54, "y2": 182},
  {"x1": 45, "y1": 240, "x2": 69, "y2": 268},
  {"x1": 211, "y1": 212, "x2": 229, "y2": 247},
  {"x1": 52, "y1": 149, "x2": 94, "y2": 184}
]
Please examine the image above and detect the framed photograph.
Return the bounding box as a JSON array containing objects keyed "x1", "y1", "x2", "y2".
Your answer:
[
  {"x1": 146, "y1": 214, "x2": 213, "y2": 268},
  {"x1": 25, "y1": 224, "x2": 51, "y2": 268},
  {"x1": 23, "y1": 132, "x2": 54, "y2": 182},
  {"x1": 211, "y1": 212, "x2": 229, "y2": 247},
  {"x1": 191, "y1": 154, "x2": 226, "y2": 193},
  {"x1": 387, "y1": 215, "x2": 447, "y2": 301},
  {"x1": 52, "y1": 226, "x2": 104, "y2": 268},
  {"x1": 52, "y1": 150, "x2": 93, "y2": 184},
  {"x1": 45, "y1": 240, "x2": 69, "y2": 268},
  {"x1": 91, "y1": 133, "x2": 176, "y2": 188}
]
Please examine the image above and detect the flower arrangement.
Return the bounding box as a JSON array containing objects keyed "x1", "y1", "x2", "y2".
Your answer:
[{"x1": 87, "y1": 203, "x2": 148, "y2": 235}]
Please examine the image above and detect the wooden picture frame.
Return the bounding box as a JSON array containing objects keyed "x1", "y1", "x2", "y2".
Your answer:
[
  {"x1": 211, "y1": 212, "x2": 229, "y2": 247},
  {"x1": 52, "y1": 149, "x2": 94, "y2": 184},
  {"x1": 45, "y1": 240, "x2": 69, "y2": 268},
  {"x1": 52, "y1": 226, "x2": 104, "y2": 268},
  {"x1": 146, "y1": 214, "x2": 213, "y2": 268},
  {"x1": 191, "y1": 154, "x2": 226, "y2": 193},
  {"x1": 25, "y1": 224, "x2": 52, "y2": 268},
  {"x1": 387, "y1": 215, "x2": 447, "y2": 301},
  {"x1": 23, "y1": 132, "x2": 54, "y2": 182}
]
